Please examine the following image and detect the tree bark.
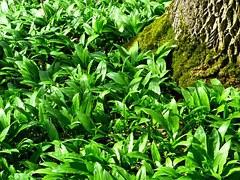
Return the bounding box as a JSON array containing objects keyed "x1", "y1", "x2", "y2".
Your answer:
[
  {"x1": 131, "y1": 0, "x2": 240, "y2": 87},
  {"x1": 172, "y1": 0, "x2": 240, "y2": 60}
]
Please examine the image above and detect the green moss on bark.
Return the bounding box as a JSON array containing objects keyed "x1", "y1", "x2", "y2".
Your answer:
[
  {"x1": 127, "y1": 13, "x2": 240, "y2": 87},
  {"x1": 126, "y1": 13, "x2": 175, "y2": 50}
]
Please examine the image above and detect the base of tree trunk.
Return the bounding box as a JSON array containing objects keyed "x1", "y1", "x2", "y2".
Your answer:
[{"x1": 127, "y1": 13, "x2": 240, "y2": 87}]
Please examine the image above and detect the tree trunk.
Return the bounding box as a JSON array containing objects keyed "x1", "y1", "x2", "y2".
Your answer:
[{"x1": 131, "y1": 0, "x2": 240, "y2": 87}]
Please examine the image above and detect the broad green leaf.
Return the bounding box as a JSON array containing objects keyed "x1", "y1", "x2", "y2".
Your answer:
[
  {"x1": 0, "y1": 41, "x2": 13, "y2": 57},
  {"x1": 75, "y1": 45, "x2": 90, "y2": 68},
  {"x1": 93, "y1": 162, "x2": 104, "y2": 180},
  {"x1": 151, "y1": 141, "x2": 161, "y2": 163},
  {"x1": 0, "y1": 109, "x2": 10, "y2": 130},
  {"x1": 136, "y1": 166, "x2": 146, "y2": 180},
  {"x1": 79, "y1": 33, "x2": 86, "y2": 45},
  {"x1": 128, "y1": 41, "x2": 138, "y2": 58},
  {"x1": 224, "y1": 167, "x2": 240, "y2": 178},
  {"x1": 128, "y1": 132, "x2": 134, "y2": 153},
  {"x1": 207, "y1": 128, "x2": 220, "y2": 159},
  {"x1": 0, "y1": 97, "x2": 3, "y2": 108},
  {"x1": 76, "y1": 111, "x2": 94, "y2": 133},
  {"x1": 43, "y1": 3, "x2": 55, "y2": 19},
  {"x1": 228, "y1": 112, "x2": 240, "y2": 120},
  {"x1": 142, "y1": 72, "x2": 151, "y2": 87},
  {"x1": 0, "y1": 126, "x2": 10, "y2": 142},
  {"x1": 96, "y1": 61, "x2": 107, "y2": 82},
  {"x1": 0, "y1": 149, "x2": 19, "y2": 154},
  {"x1": 127, "y1": 152, "x2": 150, "y2": 161},
  {"x1": 153, "y1": 167, "x2": 178, "y2": 178},
  {"x1": 115, "y1": 44, "x2": 129, "y2": 58},
  {"x1": 72, "y1": 93, "x2": 80, "y2": 113},
  {"x1": 39, "y1": 103, "x2": 59, "y2": 141},
  {"x1": 140, "y1": 108, "x2": 168, "y2": 129},
  {"x1": 111, "y1": 165, "x2": 132, "y2": 180},
  {"x1": 168, "y1": 99, "x2": 179, "y2": 135},
  {"x1": 142, "y1": 160, "x2": 154, "y2": 175},
  {"x1": 86, "y1": 34, "x2": 99, "y2": 47},
  {"x1": 193, "y1": 126, "x2": 207, "y2": 152},
  {"x1": 213, "y1": 140, "x2": 231, "y2": 174},
  {"x1": 191, "y1": 88, "x2": 201, "y2": 107},
  {"x1": 165, "y1": 157, "x2": 173, "y2": 168},
  {"x1": 16, "y1": 58, "x2": 40, "y2": 86},
  {"x1": 218, "y1": 120, "x2": 230, "y2": 141},
  {"x1": 197, "y1": 86, "x2": 210, "y2": 111},
  {"x1": 39, "y1": 71, "x2": 52, "y2": 84},
  {"x1": 181, "y1": 88, "x2": 194, "y2": 107},
  {"x1": 83, "y1": 23, "x2": 94, "y2": 35},
  {"x1": 138, "y1": 134, "x2": 148, "y2": 153},
  {"x1": 173, "y1": 157, "x2": 185, "y2": 167},
  {"x1": 210, "y1": 79, "x2": 222, "y2": 86},
  {"x1": 129, "y1": 77, "x2": 142, "y2": 91},
  {"x1": 44, "y1": 120, "x2": 59, "y2": 141},
  {"x1": 148, "y1": 79, "x2": 160, "y2": 95},
  {"x1": 155, "y1": 42, "x2": 175, "y2": 58},
  {"x1": 107, "y1": 72, "x2": 128, "y2": 86}
]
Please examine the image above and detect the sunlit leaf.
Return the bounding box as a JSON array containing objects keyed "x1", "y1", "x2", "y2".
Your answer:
[{"x1": 213, "y1": 140, "x2": 231, "y2": 174}]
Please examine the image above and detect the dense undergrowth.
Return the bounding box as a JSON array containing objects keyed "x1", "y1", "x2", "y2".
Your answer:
[{"x1": 0, "y1": 0, "x2": 240, "y2": 179}]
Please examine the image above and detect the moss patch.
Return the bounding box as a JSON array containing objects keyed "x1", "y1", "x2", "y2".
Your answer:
[
  {"x1": 172, "y1": 39, "x2": 221, "y2": 87},
  {"x1": 126, "y1": 13, "x2": 175, "y2": 50},
  {"x1": 126, "y1": 13, "x2": 240, "y2": 88}
]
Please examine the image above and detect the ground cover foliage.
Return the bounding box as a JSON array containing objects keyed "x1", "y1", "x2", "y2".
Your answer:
[{"x1": 0, "y1": 0, "x2": 240, "y2": 179}]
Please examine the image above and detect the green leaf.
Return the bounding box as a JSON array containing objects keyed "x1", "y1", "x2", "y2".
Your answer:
[
  {"x1": 127, "y1": 152, "x2": 150, "y2": 161},
  {"x1": 111, "y1": 165, "x2": 132, "y2": 180},
  {"x1": 128, "y1": 41, "x2": 139, "y2": 58},
  {"x1": 151, "y1": 141, "x2": 161, "y2": 163},
  {"x1": 148, "y1": 79, "x2": 160, "y2": 95},
  {"x1": 128, "y1": 132, "x2": 134, "y2": 153},
  {"x1": 207, "y1": 128, "x2": 220, "y2": 159},
  {"x1": 45, "y1": 120, "x2": 59, "y2": 141},
  {"x1": 86, "y1": 34, "x2": 99, "y2": 47},
  {"x1": 136, "y1": 166, "x2": 146, "y2": 180},
  {"x1": 138, "y1": 134, "x2": 148, "y2": 153},
  {"x1": 197, "y1": 86, "x2": 210, "y2": 111},
  {"x1": 0, "y1": 108, "x2": 10, "y2": 130},
  {"x1": 72, "y1": 93, "x2": 80, "y2": 113},
  {"x1": 75, "y1": 44, "x2": 90, "y2": 68},
  {"x1": 16, "y1": 58, "x2": 40, "y2": 86},
  {"x1": 0, "y1": 148, "x2": 19, "y2": 154},
  {"x1": 0, "y1": 41, "x2": 13, "y2": 57},
  {"x1": 43, "y1": 3, "x2": 55, "y2": 19},
  {"x1": 142, "y1": 72, "x2": 151, "y2": 87},
  {"x1": 39, "y1": 103, "x2": 59, "y2": 141},
  {"x1": 39, "y1": 71, "x2": 52, "y2": 84},
  {"x1": 181, "y1": 88, "x2": 194, "y2": 107},
  {"x1": 76, "y1": 111, "x2": 94, "y2": 133},
  {"x1": 107, "y1": 72, "x2": 129, "y2": 86},
  {"x1": 93, "y1": 162, "x2": 109, "y2": 180},
  {"x1": 140, "y1": 108, "x2": 168, "y2": 129},
  {"x1": 168, "y1": 99, "x2": 179, "y2": 135},
  {"x1": 213, "y1": 140, "x2": 231, "y2": 174},
  {"x1": 0, "y1": 126, "x2": 10, "y2": 142},
  {"x1": 115, "y1": 44, "x2": 129, "y2": 58},
  {"x1": 153, "y1": 167, "x2": 178, "y2": 178},
  {"x1": 96, "y1": 61, "x2": 107, "y2": 82},
  {"x1": 83, "y1": 23, "x2": 94, "y2": 35},
  {"x1": 218, "y1": 120, "x2": 230, "y2": 141},
  {"x1": 193, "y1": 126, "x2": 207, "y2": 152},
  {"x1": 224, "y1": 167, "x2": 240, "y2": 178}
]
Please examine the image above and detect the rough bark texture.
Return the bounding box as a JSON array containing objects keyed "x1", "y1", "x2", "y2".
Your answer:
[
  {"x1": 172, "y1": 0, "x2": 240, "y2": 60},
  {"x1": 129, "y1": 0, "x2": 240, "y2": 87}
]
